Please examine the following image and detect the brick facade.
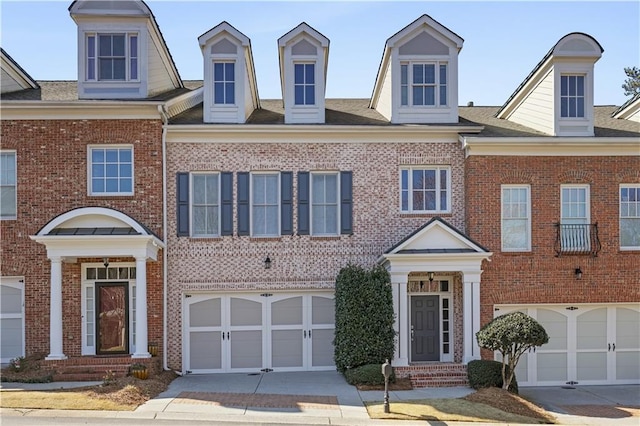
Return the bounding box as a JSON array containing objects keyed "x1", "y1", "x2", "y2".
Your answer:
[
  {"x1": 464, "y1": 155, "x2": 640, "y2": 346},
  {"x1": 165, "y1": 139, "x2": 467, "y2": 370},
  {"x1": 0, "y1": 119, "x2": 165, "y2": 359}
]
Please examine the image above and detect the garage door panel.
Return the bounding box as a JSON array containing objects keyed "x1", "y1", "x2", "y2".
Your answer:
[
  {"x1": 311, "y1": 328, "x2": 334, "y2": 367},
  {"x1": 1, "y1": 285, "x2": 22, "y2": 314},
  {"x1": 616, "y1": 308, "x2": 640, "y2": 350},
  {"x1": 231, "y1": 330, "x2": 262, "y2": 369},
  {"x1": 312, "y1": 296, "x2": 334, "y2": 325},
  {"x1": 272, "y1": 297, "x2": 303, "y2": 325},
  {"x1": 537, "y1": 353, "x2": 567, "y2": 382},
  {"x1": 537, "y1": 309, "x2": 567, "y2": 351},
  {"x1": 577, "y1": 352, "x2": 607, "y2": 381},
  {"x1": 230, "y1": 298, "x2": 262, "y2": 326},
  {"x1": 577, "y1": 308, "x2": 607, "y2": 350},
  {"x1": 616, "y1": 352, "x2": 640, "y2": 380},
  {"x1": 190, "y1": 331, "x2": 222, "y2": 370},
  {"x1": 272, "y1": 330, "x2": 303, "y2": 368},
  {"x1": 190, "y1": 298, "x2": 221, "y2": 327},
  {"x1": 0, "y1": 318, "x2": 23, "y2": 360}
]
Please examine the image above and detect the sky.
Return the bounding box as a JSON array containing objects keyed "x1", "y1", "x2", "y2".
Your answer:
[{"x1": 1, "y1": 1, "x2": 638, "y2": 106}]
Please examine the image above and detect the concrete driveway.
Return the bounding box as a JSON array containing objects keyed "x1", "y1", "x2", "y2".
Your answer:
[{"x1": 520, "y1": 385, "x2": 640, "y2": 425}]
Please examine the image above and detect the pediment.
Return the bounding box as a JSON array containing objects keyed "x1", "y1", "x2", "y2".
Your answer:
[{"x1": 386, "y1": 217, "x2": 488, "y2": 255}]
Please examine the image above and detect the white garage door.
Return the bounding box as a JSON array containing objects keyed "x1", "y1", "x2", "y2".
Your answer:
[
  {"x1": 1, "y1": 277, "x2": 25, "y2": 364},
  {"x1": 495, "y1": 304, "x2": 639, "y2": 386},
  {"x1": 184, "y1": 292, "x2": 334, "y2": 373}
]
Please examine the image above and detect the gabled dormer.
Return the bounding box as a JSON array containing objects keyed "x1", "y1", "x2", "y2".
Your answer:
[
  {"x1": 198, "y1": 22, "x2": 259, "y2": 124},
  {"x1": 496, "y1": 33, "x2": 603, "y2": 136},
  {"x1": 278, "y1": 23, "x2": 329, "y2": 124},
  {"x1": 370, "y1": 15, "x2": 463, "y2": 124},
  {"x1": 612, "y1": 93, "x2": 640, "y2": 122},
  {"x1": 69, "y1": 0, "x2": 182, "y2": 99},
  {"x1": 1, "y1": 48, "x2": 39, "y2": 94}
]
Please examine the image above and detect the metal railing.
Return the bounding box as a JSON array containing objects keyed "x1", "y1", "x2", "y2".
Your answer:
[{"x1": 554, "y1": 223, "x2": 600, "y2": 256}]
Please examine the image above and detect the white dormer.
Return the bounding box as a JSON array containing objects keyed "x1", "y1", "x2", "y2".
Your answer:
[
  {"x1": 1, "y1": 48, "x2": 40, "y2": 94},
  {"x1": 612, "y1": 93, "x2": 640, "y2": 123},
  {"x1": 69, "y1": 0, "x2": 182, "y2": 99},
  {"x1": 370, "y1": 15, "x2": 463, "y2": 124},
  {"x1": 278, "y1": 23, "x2": 329, "y2": 124},
  {"x1": 496, "y1": 33, "x2": 603, "y2": 137},
  {"x1": 198, "y1": 22, "x2": 259, "y2": 123}
]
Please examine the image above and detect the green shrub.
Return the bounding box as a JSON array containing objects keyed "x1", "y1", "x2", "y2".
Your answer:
[
  {"x1": 344, "y1": 363, "x2": 395, "y2": 386},
  {"x1": 334, "y1": 264, "x2": 395, "y2": 373},
  {"x1": 467, "y1": 359, "x2": 518, "y2": 393}
]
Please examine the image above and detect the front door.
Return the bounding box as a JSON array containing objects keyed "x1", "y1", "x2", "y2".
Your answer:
[
  {"x1": 96, "y1": 282, "x2": 129, "y2": 355},
  {"x1": 411, "y1": 295, "x2": 439, "y2": 361}
]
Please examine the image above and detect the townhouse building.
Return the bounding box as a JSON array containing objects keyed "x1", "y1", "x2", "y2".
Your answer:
[{"x1": 1, "y1": 0, "x2": 637, "y2": 386}]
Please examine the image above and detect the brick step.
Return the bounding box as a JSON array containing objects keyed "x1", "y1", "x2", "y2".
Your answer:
[{"x1": 411, "y1": 378, "x2": 469, "y2": 388}]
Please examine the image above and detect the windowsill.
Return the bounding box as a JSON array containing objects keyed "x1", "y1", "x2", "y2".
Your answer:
[
  {"x1": 89, "y1": 194, "x2": 135, "y2": 198},
  {"x1": 309, "y1": 236, "x2": 341, "y2": 241},
  {"x1": 249, "y1": 237, "x2": 282, "y2": 242},
  {"x1": 189, "y1": 237, "x2": 223, "y2": 241},
  {"x1": 400, "y1": 212, "x2": 451, "y2": 217},
  {"x1": 619, "y1": 248, "x2": 640, "y2": 252}
]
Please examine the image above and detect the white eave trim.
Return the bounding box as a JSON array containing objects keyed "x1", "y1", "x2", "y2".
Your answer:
[
  {"x1": 166, "y1": 124, "x2": 484, "y2": 143},
  {"x1": 460, "y1": 135, "x2": 640, "y2": 156},
  {"x1": 0, "y1": 101, "x2": 164, "y2": 120}
]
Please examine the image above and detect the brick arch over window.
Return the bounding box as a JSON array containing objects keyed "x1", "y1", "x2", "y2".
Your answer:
[
  {"x1": 499, "y1": 170, "x2": 535, "y2": 184},
  {"x1": 83, "y1": 127, "x2": 159, "y2": 144},
  {"x1": 557, "y1": 170, "x2": 594, "y2": 184},
  {"x1": 617, "y1": 170, "x2": 640, "y2": 183}
]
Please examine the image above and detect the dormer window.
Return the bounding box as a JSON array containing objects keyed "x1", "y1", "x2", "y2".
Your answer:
[
  {"x1": 86, "y1": 33, "x2": 139, "y2": 81},
  {"x1": 294, "y1": 63, "x2": 315, "y2": 105},
  {"x1": 401, "y1": 62, "x2": 447, "y2": 107},
  {"x1": 213, "y1": 61, "x2": 235, "y2": 105},
  {"x1": 560, "y1": 75, "x2": 585, "y2": 118}
]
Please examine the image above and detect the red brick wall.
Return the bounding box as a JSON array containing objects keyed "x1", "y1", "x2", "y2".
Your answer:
[
  {"x1": 0, "y1": 119, "x2": 164, "y2": 358},
  {"x1": 464, "y1": 155, "x2": 640, "y2": 332}
]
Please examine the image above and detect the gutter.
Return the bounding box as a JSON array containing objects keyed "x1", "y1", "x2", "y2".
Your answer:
[{"x1": 158, "y1": 104, "x2": 169, "y2": 372}]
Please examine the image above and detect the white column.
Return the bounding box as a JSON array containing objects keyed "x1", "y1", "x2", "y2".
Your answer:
[
  {"x1": 391, "y1": 282, "x2": 400, "y2": 365},
  {"x1": 132, "y1": 256, "x2": 150, "y2": 358},
  {"x1": 46, "y1": 256, "x2": 66, "y2": 360},
  {"x1": 462, "y1": 271, "x2": 482, "y2": 363},
  {"x1": 390, "y1": 272, "x2": 409, "y2": 366}
]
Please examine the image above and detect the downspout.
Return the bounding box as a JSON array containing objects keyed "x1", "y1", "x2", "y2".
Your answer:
[{"x1": 158, "y1": 104, "x2": 169, "y2": 372}]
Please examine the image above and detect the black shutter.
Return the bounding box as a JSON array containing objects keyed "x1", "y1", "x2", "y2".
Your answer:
[
  {"x1": 220, "y1": 172, "x2": 233, "y2": 236},
  {"x1": 176, "y1": 172, "x2": 190, "y2": 236},
  {"x1": 297, "y1": 172, "x2": 309, "y2": 235},
  {"x1": 340, "y1": 171, "x2": 353, "y2": 235},
  {"x1": 281, "y1": 172, "x2": 293, "y2": 235},
  {"x1": 237, "y1": 172, "x2": 250, "y2": 236}
]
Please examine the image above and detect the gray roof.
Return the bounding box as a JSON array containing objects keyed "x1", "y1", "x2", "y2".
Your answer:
[
  {"x1": 0, "y1": 80, "x2": 203, "y2": 101},
  {"x1": 48, "y1": 227, "x2": 141, "y2": 236}
]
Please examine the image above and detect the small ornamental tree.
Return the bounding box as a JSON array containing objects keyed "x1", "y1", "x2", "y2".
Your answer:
[
  {"x1": 334, "y1": 264, "x2": 395, "y2": 373},
  {"x1": 476, "y1": 312, "x2": 549, "y2": 390}
]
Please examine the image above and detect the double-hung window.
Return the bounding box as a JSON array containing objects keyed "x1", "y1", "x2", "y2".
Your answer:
[
  {"x1": 501, "y1": 185, "x2": 531, "y2": 251},
  {"x1": 560, "y1": 185, "x2": 590, "y2": 250},
  {"x1": 89, "y1": 146, "x2": 133, "y2": 195},
  {"x1": 620, "y1": 185, "x2": 640, "y2": 249},
  {"x1": 400, "y1": 166, "x2": 450, "y2": 213},
  {"x1": 0, "y1": 151, "x2": 17, "y2": 219},
  {"x1": 560, "y1": 75, "x2": 585, "y2": 118},
  {"x1": 86, "y1": 33, "x2": 138, "y2": 81},
  {"x1": 401, "y1": 62, "x2": 447, "y2": 107},
  {"x1": 294, "y1": 63, "x2": 315, "y2": 105},
  {"x1": 191, "y1": 173, "x2": 220, "y2": 237},
  {"x1": 311, "y1": 172, "x2": 338, "y2": 235},
  {"x1": 213, "y1": 62, "x2": 235, "y2": 104},
  {"x1": 252, "y1": 173, "x2": 279, "y2": 237}
]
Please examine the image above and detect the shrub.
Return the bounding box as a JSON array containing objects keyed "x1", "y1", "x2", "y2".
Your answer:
[
  {"x1": 476, "y1": 312, "x2": 548, "y2": 390},
  {"x1": 468, "y1": 359, "x2": 518, "y2": 393},
  {"x1": 344, "y1": 363, "x2": 395, "y2": 386},
  {"x1": 334, "y1": 264, "x2": 395, "y2": 373}
]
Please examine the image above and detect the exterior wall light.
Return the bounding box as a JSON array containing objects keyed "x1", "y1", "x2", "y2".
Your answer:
[
  {"x1": 575, "y1": 267, "x2": 582, "y2": 279},
  {"x1": 428, "y1": 272, "x2": 435, "y2": 283},
  {"x1": 264, "y1": 255, "x2": 272, "y2": 269},
  {"x1": 103, "y1": 257, "x2": 109, "y2": 268}
]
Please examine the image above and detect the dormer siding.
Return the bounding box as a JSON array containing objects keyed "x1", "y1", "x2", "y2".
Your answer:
[{"x1": 507, "y1": 68, "x2": 555, "y2": 135}]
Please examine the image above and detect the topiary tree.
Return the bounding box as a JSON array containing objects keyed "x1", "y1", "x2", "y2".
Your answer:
[
  {"x1": 476, "y1": 311, "x2": 549, "y2": 390},
  {"x1": 334, "y1": 264, "x2": 395, "y2": 373}
]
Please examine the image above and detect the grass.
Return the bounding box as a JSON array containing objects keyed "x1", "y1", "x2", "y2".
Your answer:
[
  {"x1": 366, "y1": 387, "x2": 556, "y2": 424},
  {"x1": 0, "y1": 389, "x2": 135, "y2": 411}
]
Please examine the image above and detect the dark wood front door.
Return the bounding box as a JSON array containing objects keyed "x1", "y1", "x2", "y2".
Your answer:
[
  {"x1": 411, "y1": 295, "x2": 439, "y2": 361},
  {"x1": 96, "y1": 282, "x2": 129, "y2": 355}
]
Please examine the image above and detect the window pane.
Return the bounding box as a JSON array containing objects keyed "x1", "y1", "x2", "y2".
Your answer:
[
  {"x1": 105, "y1": 178, "x2": 119, "y2": 192},
  {"x1": 120, "y1": 179, "x2": 132, "y2": 193},
  {"x1": 326, "y1": 206, "x2": 337, "y2": 233},
  {"x1": 401, "y1": 64, "x2": 408, "y2": 85},
  {"x1": 569, "y1": 98, "x2": 576, "y2": 117},
  {"x1": 214, "y1": 83, "x2": 224, "y2": 104},
  {"x1": 294, "y1": 64, "x2": 304, "y2": 84},
  {"x1": 305, "y1": 85, "x2": 315, "y2": 105},
  {"x1": 425, "y1": 86, "x2": 435, "y2": 105},
  {"x1": 577, "y1": 76, "x2": 584, "y2": 96},
  {"x1": 569, "y1": 76, "x2": 576, "y2": 96},
  {"x1": 106, "y1": 164, "x2": 118, "y2": 177},
  {"x1": 106, "y1": 149, "x2": 118, "y2": 162},
  {"x1": 206, "y1": 175, "x2": 218, "y2": 202},
  {"x1": 0, "y1": 187, "x2": 16, "y2": 217},
  {"x1": 193, "y1": 206, "x2": 206, "y2": 234},
  {"x1": 88, "y1": 58, "x2": 95, "y2": 80},
  {"x1": 294, "y1": 86, "x2": 304, "y2": 105},
  {"x1": 226, "y1": 83, "x2": 235, "y2": 104},
  {"x1": 119, "y1": 164, "x2": 132, "y2": 178},
  {"x1": 440, "y1": 190, "x2": 447, "y2": 211},
  {"x1": 306, "y1": 64, "x2": 315, "y2": 84},
  {"x1": 130, "y1": 58, "x2": 138, "y2": 80},
  {"x1": 440, "y1": 169, "x2": 447, "y2": 190},
  {"x1": 413, "y1": 64, "x2": 423, "y2": 84},
  {"x1": 119, "y1": 149, "x2": 131, "y2": 163},
  {"x1": 412, "y1": 191, "x2": 424, "y2": 210},
  {"x1": 401, "y1": 191, "x2": 408, "y2": 211},
  {"x1": 401, "y1": 86, "x2": 408, "y2": 106},
  {"x1": 214, "y1": 63, "x2": 224, "y2": 81},
  {"x1": 113, "y1": 59, "x2": 125, "y2": 80},
  {"x1": 325, "y1": 175, "x2": 337, "y2": 203},
  {"x1": 621, "y1": 218, "x2": 640, "y2": 247},
  {"x1": 412, "y1": 170, "x2": 423, "y2": 190},
  {"x1": 401, "y1": 170, "x2": 408, "y2": 190},
  {"x1": 129, "y1": 36, "x2": 137, "y2": 57},
  {"x1": 253, "y1": 206, "x2": 265, "y2": 235},
  {"x1": 413, "y1": 86, "x2": 423, "y2": 105},
  {"x1": 92, "y1": 179, "x2": 104, "y2": 193},
  {"x1": 577, "y1": 98, "x2": 584, "y2": 117},
  {"x1": 424, "y1": 64, "x2": 435, "y2": 84},
  {"x1": 440, "y1": 85, "x2": 447, "y2": 106},
  {"x1": 225, "y1": 62, "x2": 234, "y2": 79},
  {"x1": 112, "y1": 35, "x2": 125, "y2": 56},
  {"x1": 312, "y1": 205, "x2": 325, "y2": 233},
  {"x1": 312, "y1": 175, "x2": 325, "y2": 203},
  {"x1": 561, "y1": 98, "x2": 568, "y2": 117},
  {"x1": 99, "y1": 35, "x2": 111, "y2": 55},
  {"x1": 193, "y1": 175, "x2": 206, "y2": 204},
  {"x1": 265, "y1": 175, "x2": 278, "y2": 203},
  {"x1": 425, "y1": 191, "x2": 436, "y2": 210},
  {"x1": 88, "y1": 36, "x2": 95, "y2": 57},
  {"x1": 561, "y1": 76, "x2": 568, "y2": 96},
  {"x1": 439, "y1": 64, "x2": 447, "y2": 84},
  {"x1": 99, "y1": 58, "x2": 112, "y2": 80},
  {"x1": 266, "y1": 205, "x2": 278, "y2": 233},
  {"x1": 424, "y1": 170, "x2": 436, "y2": 189},
  {"x1": 503, "y1": 219, "x2": 528, "y2": 249}
]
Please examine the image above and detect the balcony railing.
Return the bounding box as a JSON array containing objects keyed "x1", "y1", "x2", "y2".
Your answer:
[{"x1": 554, "y1": 223, "x2": 600, "y2": 256}]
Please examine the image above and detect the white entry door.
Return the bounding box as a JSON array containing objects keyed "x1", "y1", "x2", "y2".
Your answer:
[
  {"x1": 184, "y1": 292, "x2": 334, "y2": 373},
  {"x1": 495, "y1": 304, "x2": 640, "y2": 386},
  {"x1": 0, "y1": 277, "x2": 25, "y2": 363}
]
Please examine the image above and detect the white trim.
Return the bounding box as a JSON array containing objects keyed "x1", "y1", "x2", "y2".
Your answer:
[
  {"x1": 0, "y1": 150, "x2": 17, "y2": 220},
  {"x1": 619, "y1": 183, "x2": 640, "y2": 250},
  {"x1": 190, "y1": 172, "x2": 221, "y2": 238},
  {"x1": 87, "y1": 145, "x2": 135, "y2": 196},
  {"x1": 560, "y1": 184, "x2": 591, "y2": 224},
  {"x1": 310, "y1": 171, "x2": 340, "y2": 236},
  {"x1": 0, "y1": 102, "x2": 163, "y2": 120},
  {"x1": 399, "y1": 165, "x2": 451, "y2": 214},
  {"x1": 250, "y1": 171, "x2": 280, "y2": 237},
  {"x1": 501, "y1": 185, "x2": 531, "y2": 252}
]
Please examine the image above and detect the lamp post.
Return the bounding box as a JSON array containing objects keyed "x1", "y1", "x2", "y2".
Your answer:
[{"x1": 382, "y1": 359, "x2": 392, "y2": 413}]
